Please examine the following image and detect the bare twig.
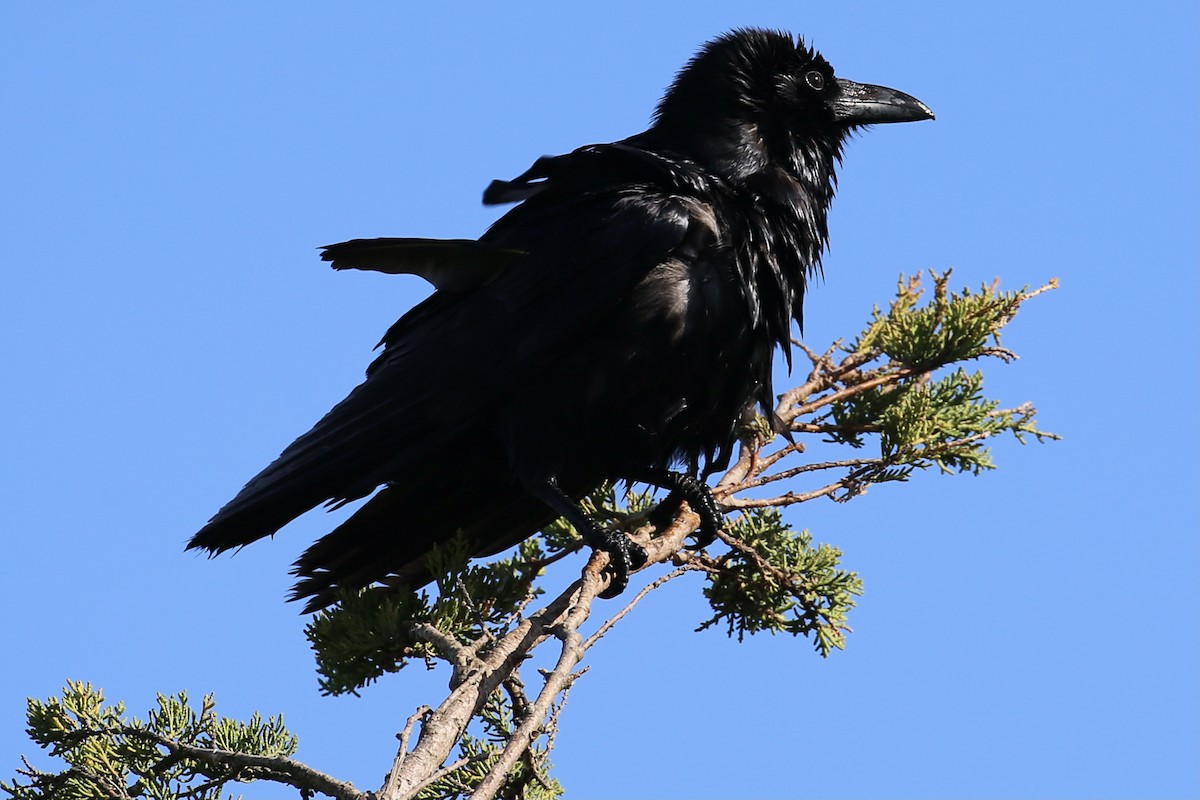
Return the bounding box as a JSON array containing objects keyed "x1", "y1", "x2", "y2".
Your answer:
[
  {"x1": 406, "y1": 624, "x2": 470, "y2": 668},
  {"x1": 775, "y1": 347, "x2": 878, "y2": 418},
  {"x1": 583, "y1": 566, "x2": 693, "y2": 650},
  {"x1": 382, "y1": 706, "x2": 431, "y2": 800},
  {"x1": 714, "y1": 441, "x2": 760, "y2": 492},
  {"x1": 744, "y1": 440, "x2": 807, "y2": 478},
  {"x1": 782, "y1": 362, "x2": 925, "y2": 424},
  {"x1": 110, "y1": 726, "x2": 366, "y2": 800},
  {"x1": 403, "y1": 755, "x2": 479, "y2": 799},
  {"x1": 732, "y1": 457, "x2": 885, "y2": 492},
  {"x1": 722, "y1": 470, "x2": 871, "y2": 509}
]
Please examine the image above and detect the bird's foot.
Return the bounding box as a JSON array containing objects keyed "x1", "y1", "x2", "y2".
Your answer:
[
  {"x1": 527, "y1": 477, "x2": 648, "y2": 599},
  {"x1": 685, "y1": 479, "x2": 723, "y2": 550},
  {"x1": 637, "y1": 470, "x2": 724, "y2": 549},
  {"x1": 582, "y1": 527, "x2": 648, "y2": 599}
]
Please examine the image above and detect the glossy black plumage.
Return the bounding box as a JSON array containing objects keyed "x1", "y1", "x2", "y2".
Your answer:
[{"x1": 188, "y1": 29, "x2": 932, "y2": 611}]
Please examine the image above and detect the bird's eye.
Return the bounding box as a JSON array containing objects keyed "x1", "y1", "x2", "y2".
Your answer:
[{"x1": 804, "y1": 70, "x2": 826, "y2": 91}]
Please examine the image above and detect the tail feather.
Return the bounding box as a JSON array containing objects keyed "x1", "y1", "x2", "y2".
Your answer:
[
  {"x1": 187, "y1": 425, "x2": 381, "y2": 555},
  {"x1": 189, "y1": 483, "x2": 330, "y2": 555},
  {"x1": 289, "y1": 438, "x2": 562, "y2": 612},
  {"x1": 289, "y1": 483, "x2": 557, "y2": 613},
  {"x1": 189, "y1": 359, "x2": 449, "y2": 555}
]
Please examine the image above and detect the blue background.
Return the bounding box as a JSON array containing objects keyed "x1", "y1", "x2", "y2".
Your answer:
[{"x1": 3, "y1": 4, "x2": 1196, "y2": 798}]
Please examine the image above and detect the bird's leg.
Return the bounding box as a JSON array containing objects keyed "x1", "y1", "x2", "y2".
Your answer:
[
  {"x1": 634, "y1": 469, "x2": 724, "y2": 548},
  {"x1": 529, "y1": 478, "x2": 647, "y2": 599}
]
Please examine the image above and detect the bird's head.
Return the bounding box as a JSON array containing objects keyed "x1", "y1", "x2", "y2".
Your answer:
[{"x1": 648, "y1": 29, "x2": 933, "y2": 183}]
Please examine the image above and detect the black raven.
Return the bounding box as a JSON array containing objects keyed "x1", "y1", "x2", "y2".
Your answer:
[{"x1": 189, "y1": 29, "x2": 932, "y2": 611}]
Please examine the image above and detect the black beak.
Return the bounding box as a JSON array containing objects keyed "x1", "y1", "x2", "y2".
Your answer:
[{"x1": 830, "y1": 78, "x2": 934, "y2": 125}]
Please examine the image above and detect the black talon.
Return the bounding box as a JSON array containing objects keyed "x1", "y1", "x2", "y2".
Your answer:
[
  {"x1": 583, "y1": 526, "x2": 648, "y2": 599},
  {"x1": 636, "y1": 469, "x2": 724, "y2": 548}
]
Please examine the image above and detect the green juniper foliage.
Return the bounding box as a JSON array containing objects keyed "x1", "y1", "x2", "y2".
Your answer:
[
  {"x1": 828, "y1": 272, "x2": 1056, "y2": 484},
  {"x1": 5, "y1": 273, "x2": 1056, "y2": 800},
  {"x1": 307, "y1": 534, "x2": 551, "y2": 697},
  {"x1": 2, "y1": 682, "x2": 296, "y2": 800},
  {"x1": 697, "y1": 508, "x2": 863, "y2": 653},
  {"x1": 856, "y1": 271, "x2": 1025, "y2": 366},
  {"x1": 308, "y1": 484, "x2": 655, "y2": 698}
]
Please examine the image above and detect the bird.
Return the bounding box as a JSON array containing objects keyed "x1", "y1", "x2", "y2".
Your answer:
[{"x1": 189, "y1": 28, "x2": 933, "y2": 612}]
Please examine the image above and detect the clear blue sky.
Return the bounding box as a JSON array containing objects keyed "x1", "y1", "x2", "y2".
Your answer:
[{"x1": 3, "y1": 4, "x2": 1197, "y2": 799}]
